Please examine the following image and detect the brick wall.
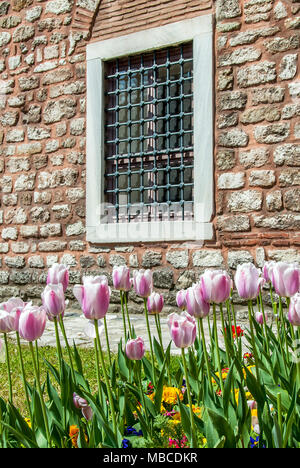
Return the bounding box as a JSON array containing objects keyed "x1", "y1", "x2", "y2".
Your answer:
[{"x1": 0, "y1": 0, "x2": 299, "y2": 309}]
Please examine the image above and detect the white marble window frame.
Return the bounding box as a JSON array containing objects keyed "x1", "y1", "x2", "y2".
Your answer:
[{"x1": 86, "y1": 14, "x2": 214, "y2": 243}]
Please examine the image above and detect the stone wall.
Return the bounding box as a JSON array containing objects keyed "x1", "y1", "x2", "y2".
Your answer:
[{"x1": 0, "y1": 0, "x2": 299, "y2": 310}]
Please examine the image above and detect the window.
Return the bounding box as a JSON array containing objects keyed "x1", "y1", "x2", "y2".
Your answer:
[{"x1": 86, "y1": 15, "x2": 213, "y2": 243}]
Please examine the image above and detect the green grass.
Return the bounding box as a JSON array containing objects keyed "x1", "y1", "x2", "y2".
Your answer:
[{"x1": 0, "y1": 340, "x2": 181, "y2": 418}]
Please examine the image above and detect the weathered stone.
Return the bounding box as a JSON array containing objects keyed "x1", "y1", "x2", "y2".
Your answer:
[
  {"x1": 253, "y1": 214, "x2": 300, "y2": 230},
  {"x1": 45, "y1": 0, "x2": 73, "y2": 15},
  {"x1": 193, "y1": 250, "x2": 224, "y2": 267},
  {"x1": 240, "y1": 105, "x2": 280, "y2": 124},
  {"x1": 274, "y1": 144, "x2": 300, "y2": 166},
  {"x1": 3, "y1": 194, "x2": 18, "y2": 206},
  {"x1": 218, "y1": 91, "x2": 247, "y2": 110},
  {"x1": 0, "y1": 242, "x2": 9, "y2": 253},
  {"x1": 4, "y1": 207, "x2": 27, "y2": 224},
  {"x1": 274, "y1": 1, "x2": 287, "y2": 19},
  {"x1": 13, "y1": 25, "x2": 35, "y2": 43},
  {"x1": 249, "y1": 170, "x2": 276, "y2": 187},
  {"x1": 0, "y1": 111, "x2": 19, "y2": 127},
  {"x1": 97, "y1": 255, "x2": 106, "y2": 267},
  {"x1": 251, "y1": 86, "x2": 285, "y2": 105},
  {"x1": 229, "y1": 26, "x2": 279, "y2": 46},
  {"x1": 42, "y1": 68, "x2": 73, "y2": 85},
  {"x1": 268, "y1": 249, "x2": 300, "y2": 263},
  {"x1": 8, "y1": 95, "x2": 25, "y2": 108},
  {"x1": 237, "y1": 61, "x2": 276, "y2": 88},
  {"x1": 66, "y1": 221, "x2": 85, "y2": 236},
  {"x1": 153, "y1": 268, "x2": 174, "y2": 289},
  {"x1": 26, "y1": 6, "x2": 42, "y2": 22},
  {"x1": 109, "y1": 254, "x2": 126, "y2": 266},
  {"x1": 27, "y1": 127, "x2": 51, "y2": 140},
  {"x1": 2, "y1": 227, "x2": 18, "y2": 240},
  {"x1": 30, "y1": 207, "x2": 50, "y2": 223},
  {"x1": 34, "y1": 61, "x2": 58, "y2": 73},
  {"x1": 6, "y1": 128, "x2": 25, "y2": 143},
  {"x1": 284, "y1": 189, "x2": 300, "y2": 212},
  {"x1": 218, "y1": 112, "x2": 238, "y2": 129},
  {"x1": 218, "y1": 46, "x2": 261, "y2": 66},
  {"x1": 4, "y1": 256, "x2": 25, "y2": 269},
  {"x1": 0, "y1": 176, "x2": 13, "y2": 193},
  {"x1": 218, "y1": 128, "x2": 249, "y2": 147},
  {"x1": 284, "y1": 17, "x2": 300, "y2": 30},
  {"x1": 80, "y1": 256, "x2": 95, "y2": 269},
  {"x1": 14, "y1": 173, "x2": 35, "y2": 191},
  {"x1": 69, "y1": 240, "x2": 85, "y2": 251},
  {"x1": 266, "y1": 190, "x2": 283, "y2": 211},
  {"x1": 218, "y1": 172, "x2": 245, "y2": 189},
  {"x1": 0, "y1": 31, "x2": 11, "y2": 47},
  {"x1": 279, "y1": 54, "x2": 298, "y2": 80},
  {"x1": 18, "y1": 76, "x2": 39, "y2": 91},
  {"x1": 38, "y1": 241, "x2": 67, "y2": 252},
  {"x1": 44, "y1": 99, "x2": 76, "y2": 124},
  {"x1": 11, "y1": 242, "x2": 30, "y2": 253},
  {"x1": 216, "y1": 214, "x2": 250, "y2": 232},
  {"x1": 142, "y1": 250, "x2": 162, "y2": 267},
  {"x1": 0, "y1": 2, "x2": 9, "y2": 16},
  {"x1": 6, "y1": 157, "x2": 30, "y2": 173},
  {"x1": 264, "y1": 35, "x2": 300, "y2": 54},
  {"x1": 288, "y1": 81, "x2": 300, "y2": 98},
  {"x1": 216, "y1": 150, "x2": 236, "y2": 170},
  {"x1": 282, "y1": 104, "x2": 300, "y2": 119},
  {"x1": 20, "y1": 225, "x2": 39, "y2": 238},
  {"x1": 254, "y1": 123, "x2": 289, "y2": 144},
  {"x1": 22, "y1": 105, "x2": 41, "y2": 124},
  {"x1": 70, "y1": 118, "x2": 85, "y2": 135},
  {"x1": 239, "y1": 148, "x2": 269, "y2": 168},
  {"x1": 28, "y1": 256, "x2": 44, "y2": 268},
  {"x1": 216, "y1": 0, "x2": 241, "y2": 20},
  {"x1": 217, "y1": 67, "x2": 234, "y2": 91},
  {"x1": 166, "y1": 250, "x2": 189, "y2": 268},
  {"x1": 228, "y1": 250, "x2": 253, "y2": 269},
  {"x1": 8, "y1": 55, "x2": 21, "y2": 70},
  {"x1": 0, "y1": 79, "x2": 15, "y2": 95},
  {"x1": 228, "y1": 190, "x2": 263, "y2": 212},
  {"x1": 52, "y1": 204, "x2": 70, "y2": 219}
]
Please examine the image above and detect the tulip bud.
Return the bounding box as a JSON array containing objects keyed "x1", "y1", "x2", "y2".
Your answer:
[
  {"x1": 176, "y1": 290, "x2": 187, "y2": 310},
  {"x1": 255, "y1": 312, "x2": 264, "y2": 325},
  {"x1": 73, "y1": 393, "x2": 93, "y2": 421},
  {"x1": 186, "y1": 284, "x2": 210, "y2": 318},
  {"x1": 47, "y1": 263, "x2": 69, "y2": 292},
  {"x1": 73, "y1": 276, "x2": 111, "y2": 320},
  {"x1": 42, "y1": 284, "x2": 65, "y2": 321},
  {"x1": 147, "y1": 292, "x2": 164, "y2": 315},
  {"x1": 234, "y1": 263, "x2": 265, "y2": 300},
  {"x1": 262, "y1": 261, "x2": 276, "y2": 283},
  {"x1": 271, "y1": 262, "x2": 300, "y2": 298},
  {"x1": 167, "y1": 311, "x2": 196, "y2": 348},
  {"x1": 112, "y1": 266, "x2": 131, "y2": 291},
  {"x1": 18, "y1": 305, "x2": 47, "y2": 342},
  {"x1": 125, "y1": 337, "x2": 145, "y2": 360},
  {"x1": 0, "y1": 308, "x2": 15, "y2": 333},
  {"x1": 132, "y1": 269, "x2": 153, "y2": 298},
  {"x1": 288, "y1": 293, "x2": 300, "y2": 326},
  {"x1": 200, "y1": 270, "x2": 232, "y2": 304}
]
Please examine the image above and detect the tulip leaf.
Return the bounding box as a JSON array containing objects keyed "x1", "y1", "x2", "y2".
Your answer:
[{"x1": 205, "y1": 407, "x2": 236, "y2": 448}]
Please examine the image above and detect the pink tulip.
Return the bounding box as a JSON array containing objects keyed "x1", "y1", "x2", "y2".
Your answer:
[
  {"x1": 47, "y1": 263, "x2": 69, "y2": 292},
  {"x1": 0, "y1": 298, "x2": 27, "y2": 332},
  {"x1": 112, "y1": 266, "x2": 131, "y2": 291},
  {"x1": 255, "y1": 312, "x2": 264, "y2": 325},
  {"x1": 125, "y1": 337, "x2": 145, "y2": 360},
  {"x1": 185, "y1": 283, "x2": 210, "y2": 318},
  {"x1": 288, "y1": 293, "x2": 300, "y2": 326},
  {"x1": 147, "y1": 292, "x2": 164, "y2": 315},
  {"x1": 73, "y1": 276, "x2": 111, "y2": 320},
  {"x1": 132, "y1": 269, "x2": 153, "y2": 298},
  {"x1": 262, "y1": 261, "x2": 276, "y2": 283},
  {"x1": 0, "y1": 309, "x2": 15, "y2": 333},
  {"x1": 18, "y1": 305, "x2": 47, "y2": 342},
  {"x1": 234, "y1": 263, "x2": 265, "y2": 300},
  {"x1": 73, "y1": 393, "x2": 93, "y2": 421},
  {"x1": 176, "y1": 290, "x2": 187, "y2": 310},
  {"x1": 200, "y1": 270, "x2": 233, "y2": 304},
  {"x1": 42, "y1": 284, "x2": 65, "y2": 321},
  {"x1": 271, "y1": 262, "x2": 300, "y2": 298},
  {"x1": 167, "y1": 311, "x2": 196, "y2": 348}
]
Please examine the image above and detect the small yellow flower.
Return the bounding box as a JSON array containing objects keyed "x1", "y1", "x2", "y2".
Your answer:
[{"x1": 24, "y1": 417, "x2": 31, "y2": 428}]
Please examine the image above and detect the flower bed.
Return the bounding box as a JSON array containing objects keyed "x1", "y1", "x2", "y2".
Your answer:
[{"x1": 0, "y1": 261, "x2": 299, "y2": 448}]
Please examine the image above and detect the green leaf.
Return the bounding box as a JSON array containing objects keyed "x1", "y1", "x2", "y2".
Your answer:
[{"x1": 205, "y1": 407, "x2": 236, "y2": 448}]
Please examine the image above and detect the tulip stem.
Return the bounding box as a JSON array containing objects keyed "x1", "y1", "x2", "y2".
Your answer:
[
  {"x1": 58, "y1": 316, "x2": 76, "y2": 383},
  {"x1": 29, "y1": 341, "x2": 51, "y2": 447},
  {"x1": 181, "y1": 348, "x2": 197, "y2": 448},
  {"x1": 120, "y1": 292, "x2": 127, "y2": 342},
  {"x1": 35, "y1": 340, "x2": 40, "y2": 381},
  {"x1": 16, "y1": 331, "x2": 31, "y2": 421},
  {"x1": 278, "y1": 297, "x2": 289, "y2": 362},
  {"x1": 93, "y1": 338, "x2": 104, "y2": 410},
  {"x1": 259, "y1": 290, "x2": 270, "y2": 357},
  {"x1": 198, "y1": 318, "x2": 213, "y2": 395},
  {"x1": 220, "y1": 303, "x2": 231, "y2": 367},
  {"x1": 53, "y1": 317, "x2": 63, "y2": 364},
  {"x1": 212, "y1": 304, "x2": 224, "y2": 394},
  {"x1": 247, "y1": 301, "x2": 261, "y2": 387},
  {"x1": 136, "y1": 360, "x2": 150, "y2": 428},
  {"x1": 103, "y1": 316, "x2": 112, "y2": 367},
  {"x1": 123, "y1": 292, "x2": 133, "y2": 339},
  {"x1": 3, "y1": 333, "x2": 12, "y2": 404},
  {"x1": 94, "y1": 320, "x2": 118, "y2": 442},
  {"x1": 143, "y1": 299, "x2": 156, "y2": 387}
]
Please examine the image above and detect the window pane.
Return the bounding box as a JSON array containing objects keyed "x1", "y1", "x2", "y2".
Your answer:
[{"x1": 104, "y1": 42, "x2": 193, "y2": 223}]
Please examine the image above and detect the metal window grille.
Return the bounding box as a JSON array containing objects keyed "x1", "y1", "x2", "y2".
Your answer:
[{"x1": 104, "y1": 42, "x2": 194, "y2": 224}]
